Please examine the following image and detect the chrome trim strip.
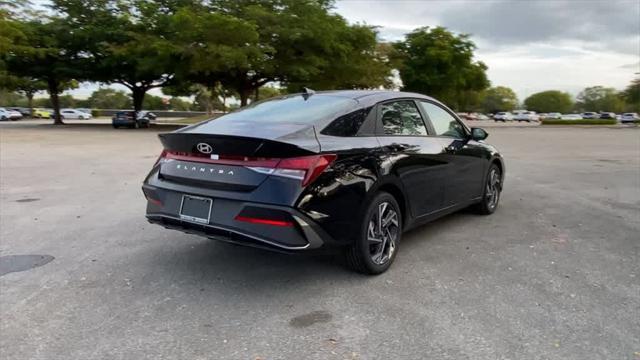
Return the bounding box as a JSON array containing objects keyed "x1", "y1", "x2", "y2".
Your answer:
[{"x1": 147, "y1": 213, "x2": 311, "y2": 250}]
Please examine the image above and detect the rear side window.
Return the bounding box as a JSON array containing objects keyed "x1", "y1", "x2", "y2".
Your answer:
[
  {"x1": 379, "y1": 100, "x2": 428, "y2": 136},
  {"x1": 419, "y1": 101, "x2": 466, "y2": 138},
  {"x1": 321, "y1": 109, "x2": 368, "y2": 137}
]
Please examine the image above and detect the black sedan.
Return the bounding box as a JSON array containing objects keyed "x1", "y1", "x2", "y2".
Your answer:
[{"x1": 142, "y1": 90, "x2": 505, "y2": 274}]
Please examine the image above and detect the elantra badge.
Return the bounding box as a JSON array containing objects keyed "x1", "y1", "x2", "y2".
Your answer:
[{"x1": 196, "y1": 143, "x2": 213, "y2": 154}]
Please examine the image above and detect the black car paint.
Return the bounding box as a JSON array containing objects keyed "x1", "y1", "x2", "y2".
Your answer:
[{"x1": 144, "y1": 90, "x2": 504, "y2": 251}]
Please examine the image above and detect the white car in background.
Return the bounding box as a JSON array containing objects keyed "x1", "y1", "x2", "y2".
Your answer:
[
  {"x1": 620, "y1": 113, "x2": 639, "y2": 123},
  {"x1": 544, "y1": 112, "x2": 562, "y2": 119},
  {"x1": 493, "y1": 112, "x2": 513, "y2": 121},
  {"x1": 561, "y1": 114, "x2": 583, "y2": 120},
  {"x1": 0, "y1": 107, "x2": 23, "y2": 121},
  {"x1": 581, "y1": 112, "x2": 598, "y2": 119},
  {"x1": 60, "y1": 109, "x2": 92, "y2": 120},
  {"x1": 514, "y1": 111, "x2": 540, "y2": 122}
]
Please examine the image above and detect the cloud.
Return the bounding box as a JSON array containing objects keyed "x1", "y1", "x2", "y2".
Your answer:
[
  {"x1": 335, "y1": 0, "x2": 639, "y2": 99},
  {"x1": 437, "y1": 0, "x2": 640, "y2": 55}
]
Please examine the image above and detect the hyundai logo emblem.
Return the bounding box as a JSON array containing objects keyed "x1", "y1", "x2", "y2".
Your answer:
[{"x1": 196, "y1": 143, "x2": 213, "y2": 154}]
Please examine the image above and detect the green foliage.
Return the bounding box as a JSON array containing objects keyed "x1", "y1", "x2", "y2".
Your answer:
[
  {"x1": 169, "y1": 97, "x2": 192, "y2": 111},
  {"x1": 87, "y1": 88, "x2": 132, "y2": 109},
  {"x1": 481, "y1": 86, "x2": 518, "y2": 113},
  {"x1": 204, "y1": 0, "x2": 392, "y2": 105},
  {"x1": 1, "y1": 15, "x2": 84, "y2": 123},
  {"x1": 142, "y1": 94, "x2": 165, "y2": 110},
  {"x1": 393, "y1": 26, "x2": 489, "y2": 110},
  {"x1": 621, "y1": 78, "x2": 640, "y2": 112},
  {"x1": 575, "y1": 86, "x2": 624, "y2": 112},
  {"x1": 256, "y1": 86, "x2": 282, "y2": 101},
  {"x1": 541, "y1": 119, "x2": 617, "y2": 125},
  {"x1": 524, "y1": 90, "x2": 573, "y2": 113},
  {"x1": 0, "y1": 89, "x2": 27, "y2": 106}
]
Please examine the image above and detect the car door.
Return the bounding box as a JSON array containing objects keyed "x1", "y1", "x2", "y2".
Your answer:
[
  {"x1": 418, "y1": 100, "x2": 487, "y2": 206},
  {"x1": 374, "y1": 99, "x2": 448, "y2": 218}
]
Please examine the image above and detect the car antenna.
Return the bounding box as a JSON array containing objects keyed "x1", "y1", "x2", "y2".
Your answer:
[{"x1": 301, "y1": 87, "x2": 315, "y2": 100}]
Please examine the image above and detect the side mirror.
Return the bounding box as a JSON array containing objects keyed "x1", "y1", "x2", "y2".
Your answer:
[{"x1": 470, "y1": 127, "x2": 488, "y2": 141}]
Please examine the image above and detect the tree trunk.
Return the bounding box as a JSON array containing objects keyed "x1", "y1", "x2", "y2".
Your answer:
[
  {"x1": 132, "y1": 87, "x2": 146, "y2": 113},
  {"x1": 254, "y1": 87, "x2": 259, "y2": 102},
  {"x1": 239, "y1": 87, "x2": 252, "y2": 107},
  {"x1": 48, "y1": 79, "x2": 64, "y2": 125},
  {"x1": 26, "y1": 93, "x2": 34, "y2": 118},
  {"x1": 222, "y1": 96, "x2": 226, "y2": 113}
]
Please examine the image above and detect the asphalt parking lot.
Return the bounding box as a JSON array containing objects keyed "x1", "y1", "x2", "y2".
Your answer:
[{"x1": 0, "y1": 122, "x2": 638, "y2": 359}]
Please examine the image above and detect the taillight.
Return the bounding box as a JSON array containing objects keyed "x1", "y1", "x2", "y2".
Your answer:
[
  {"x1": 157, "y1": 150, "x2": 336, "y2": 187},
  {"x1": 154, "y1": 150, "x2": 168, "y2": 166},
  {"x1": 247, "y1": 154, "x2": 337, "y2": 186}
]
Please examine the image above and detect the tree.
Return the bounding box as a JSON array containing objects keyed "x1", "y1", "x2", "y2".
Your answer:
[
  {"x1": 165, "y1": 7, "x2": 260, "y2": 107},
  {"x1": 87, "y1": 88, "x2": 131, "y2": 109},
  {"x1": 621, "y1": 78, "x2": 640, "y2": 111},
  {"x1": 206, "y1": 0, "x2": 391, "y2": 106},
  {"x1": 12, "y1": 77, "x2": 47, "y2": 114},
  {"x1": 393, "y1": 26, "x2": 489, "y2": 110},
  {"x1": 481, "y1": 86, "x2": 518, "y2": 113},
  {"x1": 50, "y1": 0, "x2": 198, "y2": 113},
  {"x1": 1, "y1": 17, "x2": 83, "y2": 124},
  {"x1": 524, "y1": 90, "x2": 573, "y2": 113},
  {"x1": 575, "y1": 86, "x2": 624, "y2": 112}
]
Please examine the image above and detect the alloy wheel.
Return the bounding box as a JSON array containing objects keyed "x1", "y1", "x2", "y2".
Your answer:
[
  {"x1": 367, "y1": 202, "x2": 399, "y2": 265},
  {"x1": 485, "y1": 168, "x2": 501, "y2": 210}
]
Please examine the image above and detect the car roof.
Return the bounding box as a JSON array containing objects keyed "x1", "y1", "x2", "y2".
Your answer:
[{"x1": 285, "y1": 90, "x2": 441, "y2": 108}]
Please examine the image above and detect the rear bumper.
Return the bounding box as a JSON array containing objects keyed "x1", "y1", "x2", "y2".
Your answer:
[{"x1": 143, "y1": 184, "x2": 337, "y2": 252}]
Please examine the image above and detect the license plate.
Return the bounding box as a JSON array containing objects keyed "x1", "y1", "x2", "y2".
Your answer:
[{"x1": 179, "y1": 195, "x2": 212, "y2": 224}]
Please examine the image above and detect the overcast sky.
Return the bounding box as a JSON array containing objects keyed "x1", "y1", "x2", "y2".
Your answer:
[
  {"x1": 335, "y1": 0, "x2": 640, "y2": 100},
  {"x1": 60, "y1": 0, "x2": 640, "y2": 102}
]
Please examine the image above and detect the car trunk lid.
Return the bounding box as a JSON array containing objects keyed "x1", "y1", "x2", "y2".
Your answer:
[{"x1": 156, "y1": 123, "x2": 321, "y2": 191}]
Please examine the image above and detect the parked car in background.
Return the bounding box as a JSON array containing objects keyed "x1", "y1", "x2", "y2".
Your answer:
[
  {"x1": 493, "y1": 112, "x2": 513, "y2": 122},
  {"x1": 620, "y1": 113, "x2": 639, "y2": 123},
  {"x1": 543, "y1": 112, "x2": 562, "y2": 119},
  {"x1": 0, "y1": 107, "x2": 23, "y2": 121},
  {"x1": 76, "y1": 108, "x2": 92, "y2": 114},
  {"x1": 33, "y1": 108, "x2": 52, "y2": 118},
  {"x1": 599, "y1": 112, "x2": 616, "y2": 119},
  {"x1": 8, "y1": 107, "x2": 31, "y2": 117},
  {"x1": 112, "y1": 111, "x2": 150, "y2": 128},
  {"x1": 60, "y1": 109, "x2": 92, "y2": 120},
  {"x1": 138, "y1": 111, "x2": 157, "y2": 121},
  {"x1": 561, "y1": 114, "x2": 583, "y2": 120},
  {"x1": 142, "y1": 90, "x2": 505, "y2": 274},
  {"x1": 514, "y1": 111, "x2": 540, "y2": 122},
  {"x1": 476, "y1": 114, "x2": 490, "y2": 121},
  {"x1": 581, "y1": 112, "x2": 598, "y2": 119}
]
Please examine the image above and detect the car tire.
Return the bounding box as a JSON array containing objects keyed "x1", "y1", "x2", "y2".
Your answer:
[
  {"x1": 134, "y1": 121, "x2": 140, "y2": 129},
  {"x1": 473, "y1": 163, "x2": 502, "y2": 215},
  {"x1": 113, "y1": 124, "x2": 119, "y2": 129},
  {"x1": 1, "y1": 116, "x2": 6, "y2": 121},
  {"x1": 344, "y1": 192, "x2": 402, "y2": 275}
]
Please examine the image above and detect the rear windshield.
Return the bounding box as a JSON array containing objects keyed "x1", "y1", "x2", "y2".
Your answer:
[{"x1": 216, "y1": 95, "x2": 357, "y2": 124}]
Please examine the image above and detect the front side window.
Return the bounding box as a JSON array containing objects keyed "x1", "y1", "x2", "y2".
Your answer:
[
  {"x1": 379, "y1": 100, "x2": 427, "y2": 136},
  {"x1": 419, "y1": 101, "x2": 466, "y2": 138}
]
